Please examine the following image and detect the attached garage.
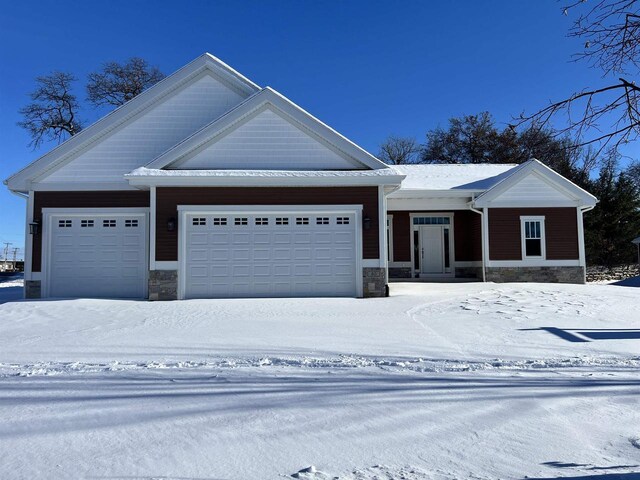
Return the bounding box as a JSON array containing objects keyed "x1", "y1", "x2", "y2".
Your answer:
[
  {"x1": 42, "y1": 208, "x2": 148, "y2": 298},
  {"x1": 179, "y1": 206, "x2": 362, "y2": 299}
]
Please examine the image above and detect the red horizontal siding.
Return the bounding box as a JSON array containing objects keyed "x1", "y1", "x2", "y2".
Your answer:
[
  {"x1": 488, "y1": 207, "x2": 579, "y2": 260},
  {"x1": 32, "y1": 191, "x2": 150, "y2": 272},
  {"x1": 155, "y1": 187, "x2": 380, "y2": 261}
]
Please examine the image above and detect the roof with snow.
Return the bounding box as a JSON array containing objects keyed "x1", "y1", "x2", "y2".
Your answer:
[{"x1": 391, "y1": 163, "x2": 519, "y2": 191}]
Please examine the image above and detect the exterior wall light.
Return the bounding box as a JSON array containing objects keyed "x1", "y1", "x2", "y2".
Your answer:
[
  {"x1": 363, "y1": 216, "x2": 371, "y2": 230},
  {"x1": 167, "y1": 217, "x2": 176, "y2": 232},
  {"x1": 29, "y1": 220, "x2": 40, "y2": 235}
]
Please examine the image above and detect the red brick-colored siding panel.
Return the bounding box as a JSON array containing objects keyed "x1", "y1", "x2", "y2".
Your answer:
[
  {"x1": 390, "y1": 211, "x2": 411, "y2": 262},
  {"x1": 155, "y1": 187, "x2": 380, "y2": 261},
  {"x1": 32, "y1": 191, "x2": 150, "y2": 272},
  {"x1": 454, "y1": 210, "x2": 482, "y2": 262},
  {"x1": 488, "y1": 207, "x2": 579, "y2": 261}
]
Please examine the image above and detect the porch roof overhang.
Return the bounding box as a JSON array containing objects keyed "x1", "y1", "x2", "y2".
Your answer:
[{"x1": 124, "y1": 167, "x2": 405, "y2": 188}]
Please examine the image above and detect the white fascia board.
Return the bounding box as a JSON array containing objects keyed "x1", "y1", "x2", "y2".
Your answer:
[
  {"x1": 31, "y1": 182, "x2": 141, "y2": 191},
  {"x1": 146, "y1": 87, "x2": 388, "y2": 171},
  {"x1": 389, "y1": 189, "x2": 480, "y2": 198},
  {"x1": 126, "y1": 174, "x2": 405, "y2": 188},
  {"x1": 4, "y1": 53, "x2": 261, "y2": 192},
  {"x1": 473, "y1": 159, "x2": 597, "y2": 208},
  {"x1": 486, "y1": 260, "x2": 581, "y2": 267}
]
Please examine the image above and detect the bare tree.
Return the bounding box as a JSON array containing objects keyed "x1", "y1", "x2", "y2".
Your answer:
[
  {"x1": 517, "y1": 0, "x2": 640, "y2": 155},
  {"x1": 378, "y1": 136, "x2": 420, "y2": 165},
  {"x1": 87, "y1": 57, "x2": 165, "y2": 107},
  {"x1": 17, "y1": 72, "x2": 82, "y2": 148}
]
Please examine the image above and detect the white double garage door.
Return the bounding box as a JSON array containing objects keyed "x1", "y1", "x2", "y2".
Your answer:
[
  {"x1": 43, "y1": 206, "x2": 361, "y2": 299},
  {"x1": 179, "y1": 206, "x2": 361, "y2": 299}
]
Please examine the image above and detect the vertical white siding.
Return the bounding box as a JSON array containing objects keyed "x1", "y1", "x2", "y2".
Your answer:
[
  {"x1": 41, "y1": 74, "x2": 246, "y2": 183},
  {"x1": 491, "y1": 174, "x2": 575, "y2": 205},
  {"x1": 175, "y1": 108, "x2": 362, "y2": 170}
]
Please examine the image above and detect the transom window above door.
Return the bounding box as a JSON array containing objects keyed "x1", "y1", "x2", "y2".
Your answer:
[{"x1": 413, "y1": 216, "x2": 450, "y2": 225}]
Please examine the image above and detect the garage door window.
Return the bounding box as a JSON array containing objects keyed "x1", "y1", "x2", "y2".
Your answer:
[
  {"x1": 337, "y1": 217, "x2": 350, "y2": 225},
  {"x1": 255, "y1": 217, "x2": 269, "y2": 225},
  {"x1": 58, "y1": 220, "x2": 72, "y2": 228},
  {"x1": 296, "y1": 217, "x2": 309, "y2": 225},
  {"x1": 213, "y1": 217, "x2": 227, "y2": 226},
  {"x1": 234, "y1": 217, "x2": 248, "y2": 226},
  {"x1": 276, "y1": 217, "x2": 289, "y2": 225},
  {"x1": 125, "y1": 219, "x2": 139, "y2": 227},
  {"x1": 192, "y1": 217, "x2": 206, "y2": 226},
  {"x1": 81, "y1": 219, "x2": 94, "y2": 228},
  {"x1": 103, "y1": 219, "x2": 116, "y2": 228},
  {"x1": 316, "y1": 217, "x2": 329, "y2": 225}
]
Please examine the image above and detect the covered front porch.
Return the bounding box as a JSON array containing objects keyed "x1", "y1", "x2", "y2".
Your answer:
[{"x1": 387, "y1": 209, "x2": 484, "y2": 280}]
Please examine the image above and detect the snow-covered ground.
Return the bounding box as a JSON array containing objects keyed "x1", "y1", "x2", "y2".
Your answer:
[{"x1": 0, "y1": 279, "x2": 639, "y2": 479}]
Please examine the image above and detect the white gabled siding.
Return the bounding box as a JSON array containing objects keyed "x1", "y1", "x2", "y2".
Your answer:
[
  {"x1": 40, "y1": 74, "x2": 247, "y2": 184},
  {"x1": 489, "y1": 173, "x2": 576, "y2": 206},
  {"x1": 174, "y1": 107, "x2": 363, "y2": 170}
]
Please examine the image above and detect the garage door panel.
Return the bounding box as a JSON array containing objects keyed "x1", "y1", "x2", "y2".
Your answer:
[
  {"x1": 48, "y1": 212, "x2": 147, "y2": 299},
  {"x1": 184, "y1": 211, "x2": 357, "y2": 299}
]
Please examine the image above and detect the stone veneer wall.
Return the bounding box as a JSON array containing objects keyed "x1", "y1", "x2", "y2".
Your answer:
[
  {"x1": 454, "y1": 266, "x2": 483, "y2": 279},
  {"x1": 149, "y1": 270, "x2": 178, "y2": 301},
  {"x1": 388, "y1": 267, "x2": 412, "y2": 279},
  {"x1": 25, "y1": 280, "x2": 41, "y2": 299},
  {"x1": 363, "y1": 267, "x2": 387, "y2": 297},
  {"x1": 485, "y1": 266, "x2": 585, "y2": 284}
]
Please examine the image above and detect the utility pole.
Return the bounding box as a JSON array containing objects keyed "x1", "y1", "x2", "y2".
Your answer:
[
  {"x1": 12, "y1": 248, "x2": 18, "y2": 272},
  {"x1": 2, "y1": 242, "x2": 11, "y2": 272}
]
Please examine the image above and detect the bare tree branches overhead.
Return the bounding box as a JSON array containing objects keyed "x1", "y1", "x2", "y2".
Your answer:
[
  {"x1": 17, "y1": 72, "x2": 82, "y2": 149},
  {"x1": 378, "y1": 136, "x2": 420, "y2": 165},
  {"x1": 518, "y1": 0, "x2": 640, "y2": 155},
  {"x1": 86, "y1": 57, "x2": 165, "y2": 107}
]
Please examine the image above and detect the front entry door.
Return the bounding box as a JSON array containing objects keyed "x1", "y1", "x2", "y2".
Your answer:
[{"x1": 419, "y1": 225, "x2": 444, "y2": 274}]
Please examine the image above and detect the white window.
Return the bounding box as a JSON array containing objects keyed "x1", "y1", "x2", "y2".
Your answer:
[{"x1": 521, "y1": 216, "x2": 545, "y2": 259}]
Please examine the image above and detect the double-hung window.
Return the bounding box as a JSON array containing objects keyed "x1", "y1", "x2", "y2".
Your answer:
[{"x1": 521, "y1": 216, "x2": 545, "y2": 259}]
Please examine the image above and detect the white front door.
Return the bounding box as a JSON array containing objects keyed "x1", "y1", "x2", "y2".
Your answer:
[
  {"x1": 45, "y1": 210, "x2": 148, "y2": 298},
  {"x1": 419, "y1": 225, "x2": 444, "y2": 274},
  {"x1": 181, "y1": 208, "x2": 360, "y2": 299}
]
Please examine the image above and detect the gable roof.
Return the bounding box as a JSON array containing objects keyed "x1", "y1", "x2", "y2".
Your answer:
[
  {"x1": 144, "y1": 87, "x2": 389, "y2": 171},
  {"x1": 473, "y1": 159, "x2": 597, "y2": 208},
  {"x1": 5, "y1": 53, "x2": 261, "y2": 192}
]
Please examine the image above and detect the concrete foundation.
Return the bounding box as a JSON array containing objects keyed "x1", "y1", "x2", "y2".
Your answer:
[
  {"x1": 149, "y1": 270, "x2": 178, "y2": 300},
  {"x1": 485, "y1": 266, "x2": 585, "y2": 284},
  {"x1": 388, "y1": 267, "x2": 412, "y2": 279},
  {"x1": 455, "y1": 266, "x2": 483, "y2": 279},
  {"x1": 363, "y1": 267, "x2": 387, "y2": 297}
]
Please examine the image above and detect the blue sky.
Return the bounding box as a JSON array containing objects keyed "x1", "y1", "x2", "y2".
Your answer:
[{"x1": 0, "y1": 0, "x2": 615, "y2": 258}]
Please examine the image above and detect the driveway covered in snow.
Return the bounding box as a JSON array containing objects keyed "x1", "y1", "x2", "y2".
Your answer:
[{"x1": 0, "y1": 282, "x2": 639, "y2": 479}]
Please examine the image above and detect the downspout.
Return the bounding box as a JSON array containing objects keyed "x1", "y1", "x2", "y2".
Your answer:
[{"x1": 468, "y1": 195, "x2": 486, "y2": 282}]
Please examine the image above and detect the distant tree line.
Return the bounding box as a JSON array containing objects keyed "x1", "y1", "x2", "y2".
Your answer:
[
  {"x1": 378, "y1": 112, "x2": 640, "y2": 267},
  {"x1": 18, "y1": 57, "x2": 165, "y2": 148}
]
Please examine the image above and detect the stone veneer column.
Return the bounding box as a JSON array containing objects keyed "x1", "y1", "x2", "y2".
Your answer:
[
  {"x1": 148, "y1": 270, "x2": 178, "y2": 301},
  {"x1": 363, "y1": 267, "x2": 387, "y2": 297}
]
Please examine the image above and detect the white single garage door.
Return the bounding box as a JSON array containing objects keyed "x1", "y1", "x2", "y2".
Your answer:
[
  {"x1": 182, "y1": 208, "x2": 359, "y2": 298},
  {"x1": 44, "y1": 210, "x2": 148, "y2": 298}
]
